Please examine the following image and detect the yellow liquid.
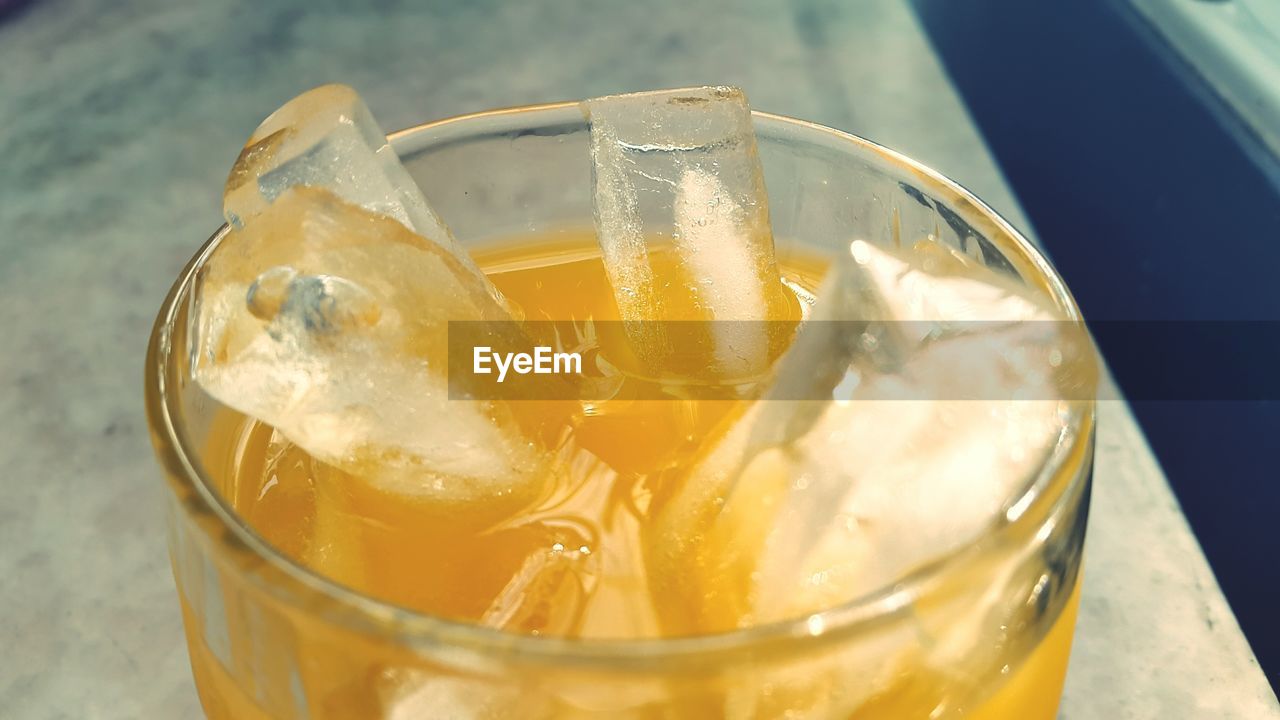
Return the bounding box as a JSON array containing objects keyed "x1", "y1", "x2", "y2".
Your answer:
[{"x1": 183, "y1": 233, "x2": 1081, "y2": 718}]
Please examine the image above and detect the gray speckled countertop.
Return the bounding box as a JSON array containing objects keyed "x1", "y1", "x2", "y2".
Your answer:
[{"x1": 1, "y1": 0, "x2": 1276, "y2": 718}]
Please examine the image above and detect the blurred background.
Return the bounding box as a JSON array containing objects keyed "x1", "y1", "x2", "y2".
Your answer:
[
  {"x1": 916, "y1": 0, "x2": 1280, "y2": 694},
  {"x1": 1, "y1": 0, "x2": 1277, "y2": 717}
]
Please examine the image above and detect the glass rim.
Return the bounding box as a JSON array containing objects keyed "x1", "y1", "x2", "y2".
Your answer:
[{"x1": 145, "y1": 100, "x2": 1093, "y2": 671}]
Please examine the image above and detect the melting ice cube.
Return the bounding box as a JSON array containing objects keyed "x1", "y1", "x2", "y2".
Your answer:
[
  {"x1": 648, "y1": 239, "x2": 1095, "y2": 629},
  {"x1": 223, "y1": 83, "x2": 492, "y2": 290},
  {"x1": 193, "y1": 186, "x2": 539, "y2": 504},
  {"x1": 584, "y1": 87, "x2": 794, "y2": 381},
  {"x1": 378, "y1": 667, "x2": 547, "y2": 720},
  {"x1": 481, "y1": 540, "x2": 598, "y2": 636}
]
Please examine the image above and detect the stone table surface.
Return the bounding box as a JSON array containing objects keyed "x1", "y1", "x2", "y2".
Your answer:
[{"x1": 0, "y1": 0, "x2": 1276, "y2": 718}]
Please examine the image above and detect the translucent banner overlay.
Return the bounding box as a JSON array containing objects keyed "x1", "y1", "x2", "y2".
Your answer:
[{"x1": 446, "y1": 321, "x2": 1280, "y2": 401}]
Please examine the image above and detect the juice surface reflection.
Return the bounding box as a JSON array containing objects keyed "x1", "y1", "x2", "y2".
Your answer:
[{"x1": 182, "y1": 233, "x2": 1083, "y2": 719}]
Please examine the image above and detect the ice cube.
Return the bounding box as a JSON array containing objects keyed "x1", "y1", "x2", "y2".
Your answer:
[
  {"x1": 481, "y1": 540, "x2": 598, "y2": 636},
  {"x1": 648, "y1": 239, "x2": 1095, "y2": 629},
  {"x1": 378, "y1": 667, "x2": 551, "y2": 720},
  {"x1": 223, "y1": 83, "x2": 491, "y2": 288},
  {"x1": 192, "y1": 186, "x2": 541, "y2": 505},
  {"x1": 584, "y1": 87, "x2": 794, "y2": 381}
]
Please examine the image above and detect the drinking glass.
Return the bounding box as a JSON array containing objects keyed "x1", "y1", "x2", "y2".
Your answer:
[{"x1": 145, "y1": 103, "x2": 1094, "y2": 719}]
